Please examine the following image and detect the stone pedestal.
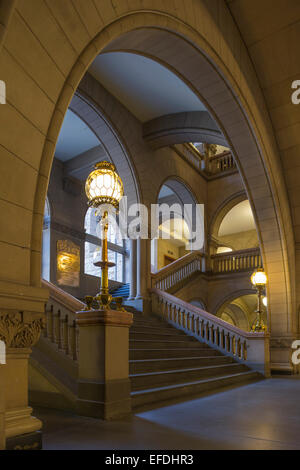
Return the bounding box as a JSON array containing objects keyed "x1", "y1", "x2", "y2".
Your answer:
[
  {"x1": 4, "y1": 349, "x2": 42, "y2": 443},
  {"x1": 76, "y1": 309, "x2": 133, "y2": 420},
  {"x1": 0, "y1": 309, "x2": 45, "y2": 450},
  {"x1": 0, "y1": 365, "x2": 5, "y2": 450}
]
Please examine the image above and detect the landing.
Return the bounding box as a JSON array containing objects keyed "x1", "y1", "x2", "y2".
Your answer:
[{"x1": 36, "y1": 377, "x2": 300, "y2": 450}]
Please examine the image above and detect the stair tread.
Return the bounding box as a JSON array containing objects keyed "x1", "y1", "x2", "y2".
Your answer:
[
  {"x1": 130, "y1": 362, "x2": 243, "y2": 378},
  {"x1": 129, "y1": 348, "x2": 214, "y2": 351},
  {"x1": 130, "y1": 356, "x2": 230, "y2": 363},
  {"x1": 131, "y1": 371, "x2": 259, "y2": 396}
]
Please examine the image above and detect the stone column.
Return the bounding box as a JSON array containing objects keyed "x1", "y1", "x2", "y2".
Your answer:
[
  {"x1": 76, "y1": 308, "x2": 133, "y2": 420},
  {"x1": 0, "y1": 311, "x2": 45, "y2": 450},
  {"x1": 0, "y1": 364, "x2": 5, "y2": 450},
  {"x1": 128, "y1": 239, "x2": 137, "y2": 300}
]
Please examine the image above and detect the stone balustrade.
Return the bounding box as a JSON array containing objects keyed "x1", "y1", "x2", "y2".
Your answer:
[
  {"x1": 211, "y1": 248, "x2": 261, "y2": 274},
  {"x1": 151, "y1": 288, "x2": 270, "y2": 376},
  {"x1": 151, "y1": 252, "x2": 204, "y2": 291},
  {"x1": 208, "y1": 151, "x2": 236, "y2": 174},
  {"x1": 41, "y1": 280, "x2": 83, "y2": 362}
]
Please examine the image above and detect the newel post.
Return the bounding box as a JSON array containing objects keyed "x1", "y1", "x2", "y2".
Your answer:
[
  {"x1": 247, "y1": 333, "x2": 271, "y2": 377},
  {"x1": 76, "y1": 308, "x2": 133, "y2": 420}
]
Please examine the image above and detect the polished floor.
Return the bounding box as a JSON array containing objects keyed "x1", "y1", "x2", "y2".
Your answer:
[{"x1": 36, "y1": 377, "x2": 300, "y2": 450}]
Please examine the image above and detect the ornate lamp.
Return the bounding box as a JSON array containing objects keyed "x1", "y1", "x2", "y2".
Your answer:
[
  {"x1": 85, "y1": 161, "x2": 124, "y2": 310},
  {"x1": 250, "y1": 267, "x2": 267, "y2": 332}
]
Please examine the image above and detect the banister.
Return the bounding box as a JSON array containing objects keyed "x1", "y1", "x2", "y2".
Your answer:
[
  {"x1": 42, "y1": 279, "x2": 84, "y2": 313},
  {"x1": 150, "y1": 288, "x2": 270, "y2": 377},
  {"x1": 211, "y1": 247, "x2": 260, "y2": 259},
  {"x1": 150, "y1": 288, "x2": 261, "y2": 338},
  {"x1": 151, "y1": 251, "x2": 203, "y2": 278}
]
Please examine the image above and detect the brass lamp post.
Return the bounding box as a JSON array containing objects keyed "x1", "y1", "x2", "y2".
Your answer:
[
  {"x1": 85, "y1": 161, "x2": 124, "y2": 310},
  {"x1": 250, "y1": 267, "x2": 267, "y2": 332}
]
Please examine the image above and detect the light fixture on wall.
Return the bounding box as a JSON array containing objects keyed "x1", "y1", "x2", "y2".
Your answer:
[
  {"x1": 262, "y1": 296, "x2": 267, "y2": 307},
  {"x1": 250, "y1": 267, "x2": 267, "y2": 332},
  {"x1": 85, "y1": 161, "x2": 124, "y2": 310}
]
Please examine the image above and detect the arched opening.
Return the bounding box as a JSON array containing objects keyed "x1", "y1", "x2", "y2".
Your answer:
[
  {"x1": 217, "y1": 293, "x2": 267, "y2": 332},
  {"x1": 151, "y1": 180, "x2": 203, "y2": 273},
  {"x1": 217, "y1": 200, "x2": 259, "y2": 252}
]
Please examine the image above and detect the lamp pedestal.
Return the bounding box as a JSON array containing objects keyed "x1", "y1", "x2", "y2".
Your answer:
[
  {"x1": 251, "y1": 285, "x2": 266, "y2": 332},
  {"x1": 76, "y1": 308, "x2": 133, "y2": 420}
]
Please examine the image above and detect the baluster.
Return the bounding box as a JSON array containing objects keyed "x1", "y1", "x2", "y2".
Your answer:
[
  {"x1": 243, "y1": 341, "x2": 247, "y2": 360},
  {"x1": 62, "y1": 315, "x2": 69, "y2": 354},
  {"x1": 69, "y1": 320, "x2": 77, "y2": 361},
  {"x1": 220, "y1": 329, "x2": 225, "y2": 349},
  {"x1": 43, "y1": 304, "x2": 48, "y2": 338},
  {"x1": 215, "y1": 327, "x2": 220, "y2": 346},
  {"x1": 237, "y1": 338, "x2": 241, "y2": 359},
  {"x1": 187, "y1": 313, "x2": 191, "y2": 331},
  {"x1": 47, "y1": 305, "x2": 54, "y2": 342},
  {"x1": 231, "y1": 336, "x2": 236, "y2": 355},
  {"x1": 209, "y1": 325, "x2": 214, "y2": 343},
  {"x1": 54, "y1": 309, "x2": 61, "y2": 347},
  {"x1": 204, "y1": 323, "x2": 209, "y2": 341},
  {"x1": 225, "y1": 333, "x2": 230, "y2": 352},
  {"x1": 76, "y1": 327, "x2": 79, "y2": 360}
]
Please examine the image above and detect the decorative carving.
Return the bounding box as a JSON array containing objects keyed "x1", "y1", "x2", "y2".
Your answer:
[{"x1": 0, "y1": 312, "x2": 45, "y2": 348}]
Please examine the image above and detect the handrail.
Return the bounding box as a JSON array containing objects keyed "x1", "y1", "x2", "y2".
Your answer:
[
  {"x1": 42, "y1": 279, "x2": 84, "y2": 313},
  {"x1": 151, "y1": 251, "x2": 204, "y2": 290},
  {"x1": 41, "y1": 279, "x2": 84, "y2": 362},
  {"x1": 150, "y1": 288, "x2": 270, "y2": 376}
]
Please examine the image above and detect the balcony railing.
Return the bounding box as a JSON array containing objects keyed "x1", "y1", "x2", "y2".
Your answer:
[
  {"x1": 173, "y1": 144, "x2": 237, "y2": 177},
  {"x1": 207, "y1": 151, "x2": 236, "y2": 174},
  {"x1": 211, "y1": 248, "x2": 261, "y2": 274},
  {"x1": 151, "y1": 251, "x2": 204, "y2": 291}
]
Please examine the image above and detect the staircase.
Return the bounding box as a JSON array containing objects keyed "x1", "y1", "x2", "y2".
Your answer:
[
  {"x1": 111, "y1": 283, "x2": 130, "y2": 299},
  {"x1": 129, "y1": 309, "x2": 262, "y2": 411},
  {"x1": 31, "y1": 281, "x2": 266, "y2": 414}
]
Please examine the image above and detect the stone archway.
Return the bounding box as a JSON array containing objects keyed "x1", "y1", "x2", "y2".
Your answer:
[{"x1": 0, "y1": 4, "x2": 295, "y2": 374}]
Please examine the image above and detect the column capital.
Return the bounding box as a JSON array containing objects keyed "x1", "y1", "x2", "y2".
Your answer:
[{"x1": 0, "y1": 311, "x2": 45, "y2": 349}]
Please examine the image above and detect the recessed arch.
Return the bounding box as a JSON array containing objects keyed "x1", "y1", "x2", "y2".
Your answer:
[{"x1": 209, "y1": 191, "x2": 248, "y2": 241}]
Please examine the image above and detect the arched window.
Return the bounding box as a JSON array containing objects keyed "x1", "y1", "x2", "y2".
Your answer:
[{"x1": 84, "y1": 208, "x2": 125, "y2": 282}]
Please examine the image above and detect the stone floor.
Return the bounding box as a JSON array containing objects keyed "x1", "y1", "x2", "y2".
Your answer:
[{"x1": 35, "y1": 377, "x2": 300, "y2": 450}]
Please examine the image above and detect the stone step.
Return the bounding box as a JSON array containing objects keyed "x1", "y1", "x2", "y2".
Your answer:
[
  {"x1": 131, "y1": 324, "x2": 181, "y2": 334},
  {"x1": 129, "y1": 339, "x2": 207, "y2": 349},
  {"x1": 129, "y1": 355, "x2": 234, "y2": 373},
  {"x1": 129, "y1": 348, "x2": 223, "y2": 360},
  {"x1": 130, "y1": 330, "x2": 191, "y2": 340},
  {"x1": 130, "y1": 363, "x2": 248, "y2": 391},
  {"x1": 132, "y1": 371, "x2": 262, "y2": 411}
]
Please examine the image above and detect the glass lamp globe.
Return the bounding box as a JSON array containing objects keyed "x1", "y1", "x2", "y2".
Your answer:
[
  {"x1": 85, "y1": 161, "x2": 124, "y2": 209},
  {"x1": 251, "y1": 268, "x2": 268, "y2": 287}
]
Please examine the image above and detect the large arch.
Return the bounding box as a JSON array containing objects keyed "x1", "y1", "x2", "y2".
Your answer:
[
  {"x1": 69, "y1": 90, "x2": 140, "y2": 207},
  {"x1": 0, "y1": 4, "x2": 295, "y2": 365}
]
